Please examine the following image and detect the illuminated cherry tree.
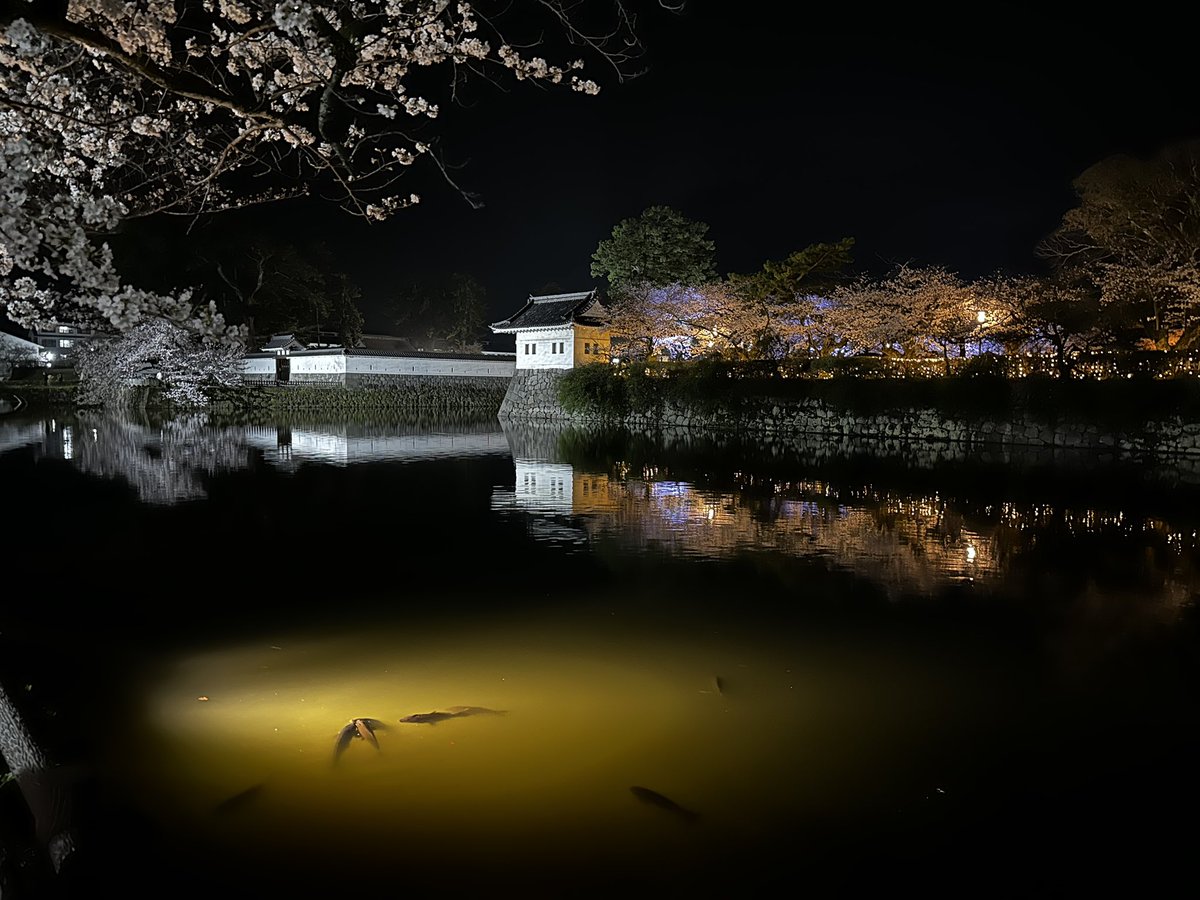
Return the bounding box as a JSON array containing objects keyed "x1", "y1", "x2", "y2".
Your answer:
[
  {"x1": 0, "y1": 1, "x2": 671, "y2": 344},
  {"x1": 72, "y1": 317, "x2": 244, "y2": 407},
  {"x1": 826, "y1": 265, "x2": 985, "y2": 371},
  {"x1": 1040, "y1": 140, "x2": 1200, "y2": 348}
]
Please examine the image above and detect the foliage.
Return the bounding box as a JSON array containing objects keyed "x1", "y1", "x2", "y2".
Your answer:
[
  {"x1": 956, "y1": 351, "x2": 1011, "y2": 379},
  {"x1": 720, "y1": 238, "x2": 856, "y2": 358},
  {"x1": 590, "y1": 205, "x2": 717, "y2": 294},
  {"x1": 742, "y1": 238, "x2": 856, "y2": 300},
  {"x1": 605, "y1": 239, "x2": 855, "y2": 363},
  {"x1": 977, "y1": 271, "x2": 1101, "y2": 375},
  {"x1": 1039, "y1": 139, "x2": 1200, "y2": 347},
  {"x1": 825, "y1": 265, "x2": 986, "y2": 371},
  {"x1": 183, "y1": 236, "x2": 365, "y2": 347},
  {"x1": 0, "y1": 2, "x2": 662, "y2": 345},
  {"x1": 558, "y1": 361, "x2": 629, "y2": 417},
  {"x1": 389, "y1": 272, "x2": 487, "y2": 351},
  {"x1": 73, "y1": 319, "x2": 243, "y2": 409},
  {"x1": 557, "y1": 356, "x2": 1200, "y2": 429}
]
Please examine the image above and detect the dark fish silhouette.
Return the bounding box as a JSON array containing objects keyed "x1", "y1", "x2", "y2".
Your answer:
[
  {"x1": 630, "y1": 786, "x2": 700, "y2": 823},
  {"x1": 398, "y1": 706, "x2": 506, "y2": 725},
  {"x1": 334, "y1": 717, "x2": 388, "y2": 762},
  {"x1": 214, "y1": 782, "x2": 266, "y2": 815}
]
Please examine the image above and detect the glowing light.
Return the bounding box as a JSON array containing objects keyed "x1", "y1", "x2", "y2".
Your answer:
[{"x1": 966, "y1": 544, "x2": 977, "y2": 561}]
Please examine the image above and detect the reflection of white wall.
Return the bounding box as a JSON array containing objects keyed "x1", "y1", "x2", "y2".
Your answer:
[
  {"x1": 512, "y1": 459, "x2": 574, "y2": 511},
  {"x1": 242, "y1": 427, "x2": 509, "y2": 467},
  {"x1": 0, "y1": 423, "x2": 46, "y2": 456},
  {"x1": 289, "y1": 429, "x2": 348, "y2": 463}
]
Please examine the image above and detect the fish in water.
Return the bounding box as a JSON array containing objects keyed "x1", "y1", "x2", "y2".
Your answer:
[
  {"x1": 630, "y1": 786, "x2": 700, "y2": 823},
  {"x1": 214, "y1": 783, "x2": 266, "y2": 816},
  {"x1": 334, "y1": 717, "x2": 388, "y2": 762},
  {"x1": 398, "y1": 706, "x2": 506, "y2": 725}
]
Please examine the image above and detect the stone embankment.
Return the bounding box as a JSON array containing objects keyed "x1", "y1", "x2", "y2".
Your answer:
[
  {"x1": 498, "y1": 370, "x2": 1200, "y2": 457},
  {"x1": 258, "y1": 375, "x2": 509, "y2": 412}
]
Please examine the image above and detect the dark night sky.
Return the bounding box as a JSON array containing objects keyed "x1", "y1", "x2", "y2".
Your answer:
[{"x1": 201, "y1": 4, "x2": 1200, "y2": 341}]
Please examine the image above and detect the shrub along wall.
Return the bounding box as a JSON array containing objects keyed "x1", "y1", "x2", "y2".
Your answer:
[{"x1": 534, "y1": 361, "x2": 1200, "y2": 456}]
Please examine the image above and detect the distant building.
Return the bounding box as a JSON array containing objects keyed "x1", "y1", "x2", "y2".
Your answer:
[
  {"x1": 30, "y1": 321, "x2": 116, "y2": 364},
  {"x1": 489, "y1": 290, "x2": 611, "y2": 370},
  {"x1": 260, "y1": 333, "x2": 307, "y2": 355}
]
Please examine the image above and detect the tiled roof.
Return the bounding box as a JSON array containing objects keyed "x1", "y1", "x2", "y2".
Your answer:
[
  {"x1": 490, "y1": 290, "x2": 607, "y2": 332},
  {"x1": 262, "y1": 333, "x2": 304, "y2": 350}
]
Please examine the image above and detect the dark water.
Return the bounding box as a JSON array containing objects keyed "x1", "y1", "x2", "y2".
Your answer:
[{"x1": 1, "y1": 408, "x2": 1199, "y2": 897}]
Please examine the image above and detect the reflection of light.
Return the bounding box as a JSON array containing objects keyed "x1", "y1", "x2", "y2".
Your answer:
[
  {"x1": 130, "y1": 621, "x2": 761, "y2": 873},
  {"x1": 61, "y1": 425, "x2": 73, "y2": 460},
  {"x1": 966, "y1": 544, "x2": 976, "y2": 561},
  {"x1": 707, "y1": 507, "x2": 715, "y2": 522}
]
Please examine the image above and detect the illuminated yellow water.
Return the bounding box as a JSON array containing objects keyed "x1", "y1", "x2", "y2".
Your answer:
[{"x1": 99, "y1": 602, "x2": 962, "y2": 886}]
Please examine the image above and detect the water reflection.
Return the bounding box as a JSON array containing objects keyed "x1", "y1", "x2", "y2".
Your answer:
[
  {"x1": 2, "y1": 411, "x2": 1197, "y2": 894},
  {"x1": 0, "y1": 409, "x2": 508, "y2": 504},
  {"x1": 493, "y1": 421, "x2": 1200, "y2": 612},
  {"x1": 230, "y1": 406, "x2": 509, "y2": 469}
]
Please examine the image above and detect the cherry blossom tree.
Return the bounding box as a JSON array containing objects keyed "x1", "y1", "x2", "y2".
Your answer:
[
  {"x1": 607, "y1": 240, "x2": 856, "y2": 362},
  {"x1": 1039, "y1": 140, "x2": 1200, "y2": 348},
  {"x1": 606, "y1": 281, "x2": 731, "y2": 359},
  {"x1": 72, "y1": 317, "x2": 245, "y2": 407},
  {"x1": 826, "y1": 265, "x2": 985, "y2": 372},
  {"x1": 722, "y1": 238, "x2": 856, "y2": 358},
  {"x1": 978, "y1": 271, "x2": 1100, "y2": 375},
  {"x1": 0, "y1": 1, "x2": 675, "y2": 347}
]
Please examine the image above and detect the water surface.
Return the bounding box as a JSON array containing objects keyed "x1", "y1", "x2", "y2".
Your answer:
[{"x1": 1, "y1": 408, "x2": 1197, "y2": 896}]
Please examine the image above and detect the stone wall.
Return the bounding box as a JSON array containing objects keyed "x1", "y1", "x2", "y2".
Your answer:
[
  {"x1": 499, "y1": 377, "x2": 1200, "y2": 457},
  {"x1": 498, "y1": 369, "x2": 571, "y2": 420},
  {"x1": 256, "y1": 375, "x2": 509, "y2": 412}
]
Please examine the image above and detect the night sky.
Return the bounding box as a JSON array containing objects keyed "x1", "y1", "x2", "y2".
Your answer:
[
  {"x1": 312, "y1": 2, "x2": 1196, "y2": 338},
  {"x1": 34, "y1": 3, "x2": 1200, "y2": 343}
]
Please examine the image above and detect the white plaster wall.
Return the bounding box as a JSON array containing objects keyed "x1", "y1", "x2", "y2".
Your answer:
[
  {"x1": 345, "y1": 354, "x2": 514, "y2": 377},
  {"x1": 242, "y1": 357, "x2": 276, "y2": 377},
  {"x1": 514, "y1": 327, "x2": 574, "y2": 370},
  {"x1": 291, "y1": 353, "x2": 347, "y2": 375}
]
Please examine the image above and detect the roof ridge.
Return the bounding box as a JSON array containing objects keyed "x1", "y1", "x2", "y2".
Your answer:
[{"x1": 530, "y1": 290, "x2": 594, "y2": 304}]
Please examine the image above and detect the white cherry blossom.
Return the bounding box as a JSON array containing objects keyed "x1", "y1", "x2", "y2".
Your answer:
[{"x1": 1, "y1": 2, "x2": 674, "y2": 352}]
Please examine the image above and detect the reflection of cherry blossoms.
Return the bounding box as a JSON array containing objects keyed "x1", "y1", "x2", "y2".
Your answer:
[
  {"x1": 66, "y1": 412, "x2": 254, "y2": 505},
  {"x1": 494, "y1": 421, "x2": 1200, "y2": 613}
]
